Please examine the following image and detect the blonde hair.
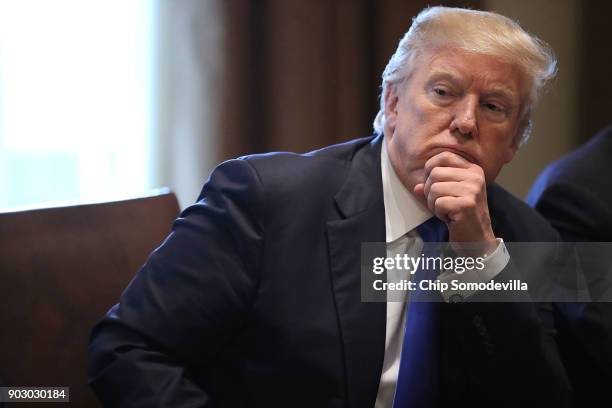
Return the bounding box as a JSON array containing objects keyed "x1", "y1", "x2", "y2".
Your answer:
[{"x1": 372, "y1": 6, "x2": 557, "y2": 144}]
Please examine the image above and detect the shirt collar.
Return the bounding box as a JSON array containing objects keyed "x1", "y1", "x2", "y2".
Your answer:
[{"x1": 381, "y1": 138, "x2": 432, "y2": 243}]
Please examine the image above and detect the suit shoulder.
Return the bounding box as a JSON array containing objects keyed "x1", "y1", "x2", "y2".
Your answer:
[
  {"x1": 202, "y1": 136, "x2": 379, "y2": 218},
  {"x1": 544, "y1": 126, "x2": 612, "y2": 183},
  {"x1": 527, "y1": 126, "x2": 612, "y2": 206},
  {"x1": 239, "y1": 135, "x2": 374, "y2": 165},
  {"x1": 236, "y1": 135, "x2": 375, "y2": 185}
]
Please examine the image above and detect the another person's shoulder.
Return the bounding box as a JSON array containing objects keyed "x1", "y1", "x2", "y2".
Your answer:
[
  {"x1": 487, "y1": 183, "x2": 559, "y2": 242},
  {"x1": 527, "y1": 126, "x2": 612, "y2": 241},
  {"x1": 534, "y1": 125, "x2": 612, "y2": 189}
]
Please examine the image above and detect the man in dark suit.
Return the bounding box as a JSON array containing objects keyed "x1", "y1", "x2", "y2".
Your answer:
[
  {"x1": 527, "y1": 126, "x2": 612, "y2": 241},
  {"x1": 89, "y1": 7, "x2": 572, "y2": 407},
  {"x1": 528, "y1": 125, "x2": 612, "y2": 406}
]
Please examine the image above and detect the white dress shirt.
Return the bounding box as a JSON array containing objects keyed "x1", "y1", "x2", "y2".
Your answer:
[{"x1": 374, "y1": 140, "x2": 510, "y2": 408}]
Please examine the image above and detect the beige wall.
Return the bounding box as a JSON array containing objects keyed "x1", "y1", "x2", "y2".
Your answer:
[
  {"x1": 153, "y1": 0, "x2": 225, "y2": 208},
  {"x1": 485, "y1": 0, "x2": 582, "y2": 198}
]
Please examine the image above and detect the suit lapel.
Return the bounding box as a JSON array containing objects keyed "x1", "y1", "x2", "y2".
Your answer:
[{"x1": 327, "y1": 135, "x2": 387, "y2": 408}]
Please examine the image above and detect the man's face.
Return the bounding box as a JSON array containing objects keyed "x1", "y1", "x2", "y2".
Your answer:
[{"x1": 384, "y1": 48, "x2": 527, "y2": 192}]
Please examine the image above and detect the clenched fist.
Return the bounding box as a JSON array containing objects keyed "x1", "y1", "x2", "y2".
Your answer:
[{"x1": 414, "y1": 151, "x2": 498, "y2": 254}]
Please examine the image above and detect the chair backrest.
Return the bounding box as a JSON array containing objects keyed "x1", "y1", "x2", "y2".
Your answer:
[{"x1": 0, "y1": 190, "x2": 180, "y2": 407}]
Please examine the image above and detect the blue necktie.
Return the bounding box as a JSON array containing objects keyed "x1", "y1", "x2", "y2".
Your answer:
[{"x1": 393, "y1": 216, "x2": 448, "y2": 408}]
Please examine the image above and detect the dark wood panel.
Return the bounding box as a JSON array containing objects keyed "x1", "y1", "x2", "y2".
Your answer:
[{"x1": 0, "y1": 192, "x2": 180, "y2": 407}]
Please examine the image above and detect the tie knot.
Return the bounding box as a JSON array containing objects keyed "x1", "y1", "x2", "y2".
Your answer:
[{"x1": 417, "y1": 216, "x2": 448, "y2": 242}]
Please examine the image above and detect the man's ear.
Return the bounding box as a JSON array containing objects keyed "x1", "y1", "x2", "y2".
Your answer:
[{"x1": 384, "y1": 84, "x2": 400, "y2": 133}]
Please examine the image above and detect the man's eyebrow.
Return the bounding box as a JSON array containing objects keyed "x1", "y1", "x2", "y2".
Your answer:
[
  {"x1": 425, "y1": 71, "x2": 462, "y2": 85},
  {"x1": 426, "y1": 71, "x2": 520, "y2": 102},
  {"x1": 483, "y1": 87, "x2": 519, "y2": 101}
]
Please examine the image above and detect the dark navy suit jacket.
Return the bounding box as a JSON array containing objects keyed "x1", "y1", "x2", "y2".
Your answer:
[
  {"x1": 89, "y1": 135, "x2": 571, "y2": 407},
  {"x1": 529, "y1": 126, "x2": 612, "y2": 407}
]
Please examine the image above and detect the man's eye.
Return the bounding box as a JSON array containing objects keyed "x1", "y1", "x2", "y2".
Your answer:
[
  {"x1": 433, "y1": 88, "x2": 449, "y2": 97},
  {"x1": 483, "y1": 102, "x2": 502, "y2": 112}
]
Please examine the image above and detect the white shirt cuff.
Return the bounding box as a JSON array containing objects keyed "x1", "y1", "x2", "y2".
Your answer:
[{"x1": 437, "y1": 238, "x2": 510, "y2": 303}]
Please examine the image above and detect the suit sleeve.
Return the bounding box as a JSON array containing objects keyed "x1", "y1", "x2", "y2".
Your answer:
[{"x1": 87, "y1": 158, "x2": 265, "y2": 407}]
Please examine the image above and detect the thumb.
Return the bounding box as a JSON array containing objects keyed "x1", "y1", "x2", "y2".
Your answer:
[{"x1": 414, "y1": 183, "x2": 425, "y2": 199}]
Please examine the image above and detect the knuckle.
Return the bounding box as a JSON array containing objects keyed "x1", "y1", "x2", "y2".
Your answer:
[
  {"x1": 442, "y1": 151, "x2": 454, "y2": 160},
  {"x1": 432, "y1": 197, "x2": 442, "y2": 211},
  {"x1": 425, "y1": 157, "x2": 436, "y2": 169},
  {"x1": 476, "y1": 172, "x2": 485, "y2": 185},
  {"x1": 473, "y1": 167, "x2": 485, "y2": 181},
  {"x1": 430, "y1": 182, "x2": 441, "y2": 195},
  {"x1": 465, "y1": 197, "x2": 477, "y2": 208},
  {"x1": 468, "y1": 183, "x2": 481, "y2": 196},
  {"x1": 435, "y1": 196, "x2": 449, "y2": 209}
]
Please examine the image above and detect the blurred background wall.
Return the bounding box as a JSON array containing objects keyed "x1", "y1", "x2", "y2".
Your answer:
[
  {"x1": 157, "y1": 0, "x2": 611, "y2": 206},
  {"x1": 490, "y1": 0, "x2": 581, "y2": 197},
  {"x1": 2, "y1": 0, "x2": 611, "y2": 209}
]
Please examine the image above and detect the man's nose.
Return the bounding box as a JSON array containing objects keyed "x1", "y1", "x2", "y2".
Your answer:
[{"x1": 450, "y1": 95, "x2": 478, "y2": 139}]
